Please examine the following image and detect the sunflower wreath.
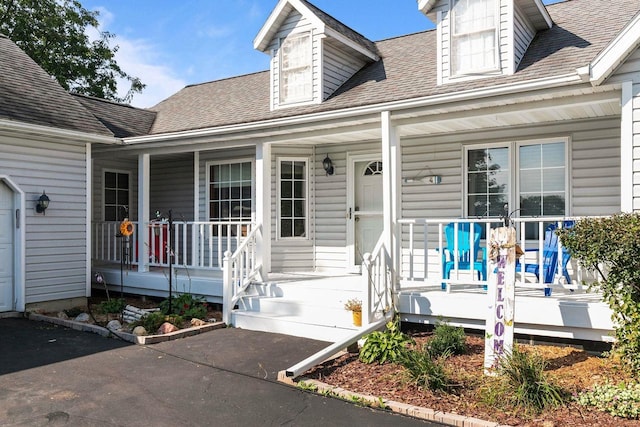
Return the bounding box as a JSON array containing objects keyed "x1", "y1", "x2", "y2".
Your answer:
[{"x1": 119, "y1": 219, "x2": 134, "y2": 237}]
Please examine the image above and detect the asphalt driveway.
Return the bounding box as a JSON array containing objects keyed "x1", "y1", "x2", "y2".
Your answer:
[{"x1": 0, "y1": 317, "x2": 440, "y2": 426}]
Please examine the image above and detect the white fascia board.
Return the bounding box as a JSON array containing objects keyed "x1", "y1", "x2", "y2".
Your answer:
[
  {"x1": 531, "y1": 0, "x2": 553, "y2": 30},
  {"x1": 417, "y1": 0, "x2": 437, "y2": 14},
  {"x1": 0, "y1": 119, "x2": 119, "y2": 144},
  {"x1": 253, "y1": 0, "x2": 324, "y2": 52},
  {"x1": 123, "y1": 73, "x2": 584, "y2": 147},
  {"x1": 323, "y1": 27, "x2": 379, "y2": 61},
  {"x1": 590, "y1": 12, "x2": 640, "y2": 86},
  {"x1": 254, "y1": 0, "x2": 290, "y2": 52}
]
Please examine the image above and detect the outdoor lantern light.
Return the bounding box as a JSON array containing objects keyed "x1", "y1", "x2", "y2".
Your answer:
[
  {"x1": 322, "y1": 155, "x2": 334, "y2": 176},
  {"x1": 35, "y1": 191, "x2": 50, "y2": 214}
]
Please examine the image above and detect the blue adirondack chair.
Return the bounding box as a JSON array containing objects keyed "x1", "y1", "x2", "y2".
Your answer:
[
  {"x1": 441, "y1": 222, "x2": 486, "y2": 289},
  {"x1": 516, "y1": 221, "x2": 574, "y2": 295}
]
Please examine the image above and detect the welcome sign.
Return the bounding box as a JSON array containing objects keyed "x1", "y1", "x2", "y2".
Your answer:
[{"x1": 484, "y1": 226, "x2": 516, "y2": 374}]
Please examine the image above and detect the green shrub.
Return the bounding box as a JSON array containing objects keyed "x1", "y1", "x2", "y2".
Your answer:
[
  {"x1": 131, "y1": 311, "x2": 183, "y2": 332},
  {"x1": 496, "y1": 346, "x2": 566, "y2": 414},
  {"x1": 426, "y1": 322, "x2": 466, "y2": 358},
  {"x1": 557, "y1": 214, "x2": 640, "y2": 371},
  {"x1": 577, "y1": 381, "x2": 640, "y2": 419},
  {"x1": 98, "y1": 298, "x2": 126, "y2": 314},
  {"x1": 397, "y1": 347, "x2": 450, "y2": 391},
  {"x1": 359, "y1": 317, "x2": 414, "y2": 364},
  {"x1": 159, "y1": 293, "x2": 207, "y2": 320}
]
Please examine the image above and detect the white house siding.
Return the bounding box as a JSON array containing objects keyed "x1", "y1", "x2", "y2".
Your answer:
[
  {"x1": 607, "y1": 48, "x2": 640, "y2": 211},
  {"x1": 92, "y1": 153, "x2": 139, "y2": 222},
  {"x1": 322, "y1": 40, "x2": 367, "y2": 100},
  {"x1": 270, "y1": 145, "x2": 315, "y2": 272},
  {"x1": 313, "y1": 142, "x2": 380, "y2": 272},
  {"x1": 512, "y1": 2, "x2": 536, "y2": 70},
  {"x1": 150, "y1": 154, "x2": 194, "y2": 221},
  {"x1": 0, "y1": 134, "x2": 88, "y2": 304},
  {"x1": 268, "y1": 9, "x2": 321, "y2": 108},
  {"x1": 399, "y1": 117, "x2": 621, "y2": 279},
  {"x1": 400, "y1": 117, "x2": 622, "y2": 220}
]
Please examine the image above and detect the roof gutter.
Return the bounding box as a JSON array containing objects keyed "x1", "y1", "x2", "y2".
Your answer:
[
  {"x1": 0, "y1": 119, "x2": 119, "y2": 144},
  {"x1": 124, "y1": 72, "x2": 584, "y2": 145}
]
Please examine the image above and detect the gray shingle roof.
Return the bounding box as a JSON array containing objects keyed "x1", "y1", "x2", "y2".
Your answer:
[
  {"x1": 73, "y1": 95, "x2": 156, "y2": 138},
  {"x1": 149, "y1": 0, "x2": 640, "y2": 135},
  {"x1": 0, "y1": 35, "x2": 113, "y2": 137}
]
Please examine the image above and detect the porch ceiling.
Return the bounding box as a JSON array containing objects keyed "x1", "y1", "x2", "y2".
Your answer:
[
  {"x1": 393, "y1": 85, "x2": 622, "y2": 138},
  {"x1": 106, "y1": 84, "x2": 622, "y2": 155}
]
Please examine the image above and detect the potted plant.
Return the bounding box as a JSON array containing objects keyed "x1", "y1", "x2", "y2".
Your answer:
[{"x1": 344, "y1": 298, "x2": 362, "y2": 327}]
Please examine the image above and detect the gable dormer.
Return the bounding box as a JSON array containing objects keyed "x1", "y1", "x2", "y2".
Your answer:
[
  {"x1": 418, "y1": 0, "x2": 552, "y2": 84},
  {"x1": 254, "y1": 0, "x2": 379, "y2": 110}
]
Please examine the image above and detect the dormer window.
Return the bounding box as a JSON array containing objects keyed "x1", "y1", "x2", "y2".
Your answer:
[
  {"x1": 280, "y1": 32, "x2": 312, "y2": 104},
  {"x1": 451, "y1": 0, "x2": 498, "y2": 75}
]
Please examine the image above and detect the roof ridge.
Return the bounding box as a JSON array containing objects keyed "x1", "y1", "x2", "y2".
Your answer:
[{"x1": 185, "y1": 69, "x2": 269, "y2": 89}]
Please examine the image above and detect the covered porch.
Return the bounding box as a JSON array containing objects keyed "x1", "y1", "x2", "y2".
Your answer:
[
  {"x1": 90, "y1": 81, "x2": 624, "y2": 343},
  {"x1": 91, "y1": 214, "x2": 612, "y2": 343}
]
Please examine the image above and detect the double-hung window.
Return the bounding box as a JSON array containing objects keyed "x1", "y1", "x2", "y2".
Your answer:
[
  {"x1": 466, "y1": 140, "x2": 567, "y2": 237},
  {"x1": 104, "y1": 171, "x2": 130, "y2": 221},
  {"x1": 278, "y1": 158, "x2": 308, "y2": 238},
  {"x1": 451, "y1": 0, "x2": 498, "y2": 75},
  {"x1": 280, "y1": 32, "x2": 312, "y2": 104},
  {"x1": 208, "y1": 161, "x2": 252, "y2": 236}
]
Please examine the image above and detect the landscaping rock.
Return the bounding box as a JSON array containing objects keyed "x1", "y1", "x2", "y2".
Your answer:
[
  {"x1": 190, "y1": 318, "x2": 206, "y2": 327},
  {"x1": 57, "y1": 312, "x2": 69, "y2": 320},
  {"x1": 106, "y1": 320, "x2": 122, "y2": 332},
  {"x1": 132, "y1": 326, "x2": 147, "y2": 336},
  {"x1": 157, "y1": 322, "x2": 178, "y2": 335},
  {"x1": 74, "y1": 313, "x2": 90, "y2": 323}
]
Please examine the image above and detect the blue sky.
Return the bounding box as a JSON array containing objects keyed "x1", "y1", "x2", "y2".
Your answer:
[{"x1": 80, "y1": 0, "x2": 565, "y2": 108}]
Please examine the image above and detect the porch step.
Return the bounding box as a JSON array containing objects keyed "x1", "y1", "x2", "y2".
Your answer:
[
  {"x1": 230, "y1": 275, "x2": 364, "y2": 342},
  {"x1": 231, "y1": 310, "x2": 359, "y2": 342}
]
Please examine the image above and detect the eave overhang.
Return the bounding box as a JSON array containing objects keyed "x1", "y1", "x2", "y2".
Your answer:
[{"x1": 589, "y1": 11, "x2": 640, "y2": 86}]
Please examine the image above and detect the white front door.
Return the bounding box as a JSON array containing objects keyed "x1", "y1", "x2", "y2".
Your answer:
[
  {"x1": 348, "y1": 157, "x2": 383, "y2": 268},
  {"x1": 0, "y1": 181, "x2": 14, "y2": 312}
]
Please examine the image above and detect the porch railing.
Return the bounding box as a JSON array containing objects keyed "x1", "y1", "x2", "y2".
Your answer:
[
  {"x1": 398, "y1": 217, "x2": 592, "y2": 293},
  {"x1": 222, "y1": 224, "x2": 262, "y2": 325},
  {"x1": 92, "y1": 220, "x2": 254, "y2": 270},
  {"x1": 361, "y1": 234, "x2": 394, "y2": 326}
]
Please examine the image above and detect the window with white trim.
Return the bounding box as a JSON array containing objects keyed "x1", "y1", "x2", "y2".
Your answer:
[
  {"x1": 466, "y1": 140, "x2": 567, "y2": 236},
  {"x1": 280, "y1": 32, "x2": 312, "y2": 104},
  {"x1": 278, "y1": 158, "x2": 308, "y2": 238},
  {"x1": 451, "y1": 0, "x2": 498, "y2": 75},
  {"x1": 104, "y1": 171, "x2": 130, "y2": 221},
  {"x1": 208, "y1": 161, "x2": 252, "y2": 235}
]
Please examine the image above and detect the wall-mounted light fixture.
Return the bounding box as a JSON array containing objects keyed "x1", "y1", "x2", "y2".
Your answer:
[
  {"x1": 35, "y1": 191, "x2": 50, "y2": 214},
  {"x1": 403, "y1": 175, "x2": 442, "y2": 185},
  {"x1": 322, "y1": 155, "x2": 334, "y2": 176}
]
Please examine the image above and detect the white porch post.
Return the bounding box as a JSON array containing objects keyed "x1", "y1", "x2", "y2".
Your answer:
[
  {"x1": 138, "y1": 153, "x2": 150, "y2": 272},
  {"x1": 193, "y1": 151, "x2": 200, "y2": 266},
  {"x1": 381, "y1": 111, "x2": 401, "y2": 279},
  {"x1": 621, "y1": 81, "x2": 636, "y2": 213},
  {"x1": 255, "y1": 142, "x2": 271, "y2": 280},
  {"x1": 85, "y1": 143, "x2": 92, "y2": 297}
]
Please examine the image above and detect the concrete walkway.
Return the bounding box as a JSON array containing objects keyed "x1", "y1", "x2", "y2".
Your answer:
[{"x1": 0, "y1": 317, "x2": 441, "y2": 426}]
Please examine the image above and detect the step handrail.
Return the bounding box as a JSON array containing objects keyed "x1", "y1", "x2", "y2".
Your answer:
[
  {"x1": 222, "y1": 224, "x2": 262, "y2": 324},
  {"x1": 362, "y1": 234, "x2": 394, "y2": 326}
]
